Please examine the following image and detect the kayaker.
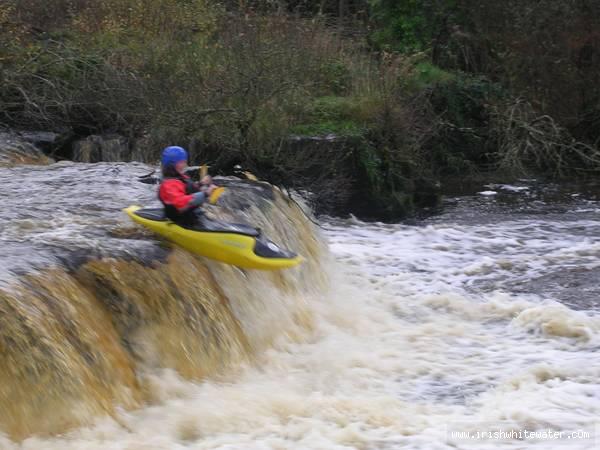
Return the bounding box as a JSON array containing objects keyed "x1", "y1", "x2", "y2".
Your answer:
[{"x1": 159, "y1": 146, "x2": 217, "y2": 227}]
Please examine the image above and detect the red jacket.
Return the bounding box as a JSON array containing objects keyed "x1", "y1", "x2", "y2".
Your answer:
[{"x1": 159, "y1": 176, "x2": 197, "y2": 211}]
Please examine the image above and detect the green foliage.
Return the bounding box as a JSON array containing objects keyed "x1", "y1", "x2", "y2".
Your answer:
[
  {"x1": 368, "y1": 0, "x2": 600, "y2": 149},
  {"x1": 369, "y1": 0, "x2": 426, "y2": 52},
  {"x1": 425, "y1": 74, "x2": 505, "y2": 174},
  {"x1": 405, "y1": 62, "x2": 454, "y2": 91},
  {"x1": 317, "y1": 61, "x2": 353, "y2": 95},
  {"x1": 431, "y1": 75, "x2": 502, "y2": 129},
  {"x1": 291, "y1": 95, "x2": 387, "y2": 138},
  {"x1": 303, "y1": 95, "x2": 378, "y2": 126},
  {"x1": 368, "y1": 0, "x2": 459, "y2": 53},
  {"x1": 11, "y1": 0, "x2": 596, "y2": 218}
]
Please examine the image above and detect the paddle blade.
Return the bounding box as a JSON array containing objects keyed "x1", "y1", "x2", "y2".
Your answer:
[
  {"x1": 200, "y1": 164, "x2": 209, "y2": 178},
  {"x1": 209, "y1": 187, "x2": 225, "y2": 205}
]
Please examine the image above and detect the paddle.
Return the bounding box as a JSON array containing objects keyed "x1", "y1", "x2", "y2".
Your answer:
[
  {"x1": 208, "y1": 186, "x2": 225, "y2": 204},
  {"x1": 200, "y1": 164, "x2": 226, "y2": 205}
]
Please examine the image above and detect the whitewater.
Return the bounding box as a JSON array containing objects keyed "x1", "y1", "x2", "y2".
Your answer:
[{"x1": 0, "y1": 164, "x2": 598, "y2": 449}]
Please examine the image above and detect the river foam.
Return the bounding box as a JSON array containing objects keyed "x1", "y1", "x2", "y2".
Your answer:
[{"x1": 1, "y1": 167, "x2": 599, "y2": 449}]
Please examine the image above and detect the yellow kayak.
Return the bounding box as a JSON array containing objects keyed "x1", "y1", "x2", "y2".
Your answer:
[{"x1": 124, "y1": 206, "x2": 303, "y2": 270}]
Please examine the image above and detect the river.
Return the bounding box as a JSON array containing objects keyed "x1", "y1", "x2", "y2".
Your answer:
[{"x1": 0, "y1": 163, "x2": 598, "y2": 449}]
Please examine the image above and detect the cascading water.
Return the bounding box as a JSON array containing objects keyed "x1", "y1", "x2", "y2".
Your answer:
[
  {"x1": 0, "y1": 162, "x2": 327, "y2": 442},
  {"x1": 0, "y1": 163, "x2": 598, "y2": 449}
]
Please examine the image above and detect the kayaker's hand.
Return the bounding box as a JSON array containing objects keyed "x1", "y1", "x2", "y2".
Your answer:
[
  {"x1": 200, "y1": 175, "x2": 212, "y2": 186},
  {"x1": 189, "y1": 191, "x2": 207, "y2": 207},
  {"x1": 205, "y1": 184, "x2": 218, "y2": 196}
]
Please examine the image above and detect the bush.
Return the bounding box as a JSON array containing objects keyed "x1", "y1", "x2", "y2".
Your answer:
[
  {"x1": 0, "y1": 0, "x2": 472, "y2": 218},
  {"x1": 491, "y1": 99, "x2": 600, "y2": 176}
]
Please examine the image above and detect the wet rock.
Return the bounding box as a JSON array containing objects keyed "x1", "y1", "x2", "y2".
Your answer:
[
  {"x1": 130, "y1": 135, "x2": 157, "y2": 163},
  {"x1": 285, "y1": 133, "x2": 442, "y2": 219},
  {"x1": 17, "y1": 131, "x2": 61, "y2": 153},
  {"x1": 73, "y1": 134, "x2": 129, "y2": 162},
  {"x1": 216, "y1": 177, "x2": 277, "y2": 211},
  {"x1": 0, "y1": 132, "x2": 53, "y2": 166}
]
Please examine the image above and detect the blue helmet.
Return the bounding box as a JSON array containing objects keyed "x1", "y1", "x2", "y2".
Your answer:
[{"x1": 161, "y1": 146, "x2": 188, "y2": 166}]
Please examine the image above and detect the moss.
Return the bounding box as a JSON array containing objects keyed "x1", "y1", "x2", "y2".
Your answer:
[
  {"x1": 318, "y1": 61, "x2": 352, "y2": 95},
  {"x1": 290, "y1": 96, "x2": 379, "y2": 137},
  {"x1": 404, "y1": 62, "x2": 455, "y2": 91}
]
